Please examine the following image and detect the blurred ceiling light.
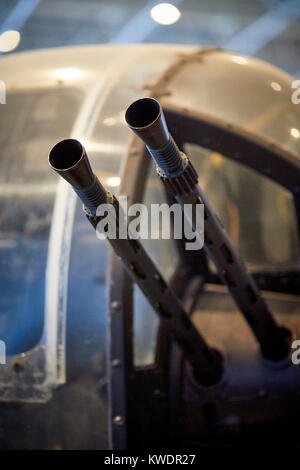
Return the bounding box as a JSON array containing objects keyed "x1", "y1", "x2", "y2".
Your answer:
[
  {"x1": 107, "y1": 176, "x2": 121, "y2": 187},
  {"x1": 0, "y1": 30, "x2": 20, "y2": 53},
  {"x1": 290, "y1": 128, "x2": 300, "y2": 139},
  {"x1": 103, "y1": 117, "x2": 116, "y2": 126},
  {"x1": 232, "y1": 55, "x2": 248, "y2": 65},
  {"x1": 56, "y1": 68, "x2": 84, "y2": 81},
  {"x1": 270, "y1": 81, "x2": 282, "y2": 92},
  {"x1": 150, "y1": 3, "x2": 181, "y2": 25}
]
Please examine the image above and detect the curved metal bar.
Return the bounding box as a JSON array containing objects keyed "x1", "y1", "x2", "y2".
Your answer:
[
  {"x1": 108, "y1": 137, "x2": 151, "y2": 449},
  {"x1": 162, "y1": 105, "x2": 300, "y2": 246}
]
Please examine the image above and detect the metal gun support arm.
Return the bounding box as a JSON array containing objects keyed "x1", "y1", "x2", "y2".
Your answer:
[
  {"x1": 125, "y1": 97, "x2": 291, "y2": 361},
  {"x1": 49, "y1": 138, "x2": 223, "y2": 386}
]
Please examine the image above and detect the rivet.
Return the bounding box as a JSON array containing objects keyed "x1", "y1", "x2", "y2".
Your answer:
[
  {"x1": 113, "y1": 416, "x2": 124, "y2": 425},
  {"x1": 111, "y1": 300, "x2": 121, "y2": 311}
]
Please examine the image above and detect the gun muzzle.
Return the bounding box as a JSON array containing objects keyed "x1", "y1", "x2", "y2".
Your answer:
[
  {"x1": 125, "y1": 97, "x2": 184, "y2": 177},
  {"x1": 49, "y1": 139, "x2": 107, "y2": 215}
]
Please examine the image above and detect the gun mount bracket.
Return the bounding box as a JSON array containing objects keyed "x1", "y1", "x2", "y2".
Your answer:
[{"x1": 157, "y1": 155, "x2": 198, "y2": 196}]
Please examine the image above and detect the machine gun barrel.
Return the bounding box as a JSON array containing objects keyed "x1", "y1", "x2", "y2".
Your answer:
[
  {"x1": 125, "y1": 97, "x2": 290, "y2": 361},
  {"x1": 49, "y1": 138, "x2": 223, "y2": 386},
  {"x1": 49, "y1": 139, "x2": 107, "y2": 216}
]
